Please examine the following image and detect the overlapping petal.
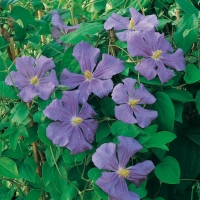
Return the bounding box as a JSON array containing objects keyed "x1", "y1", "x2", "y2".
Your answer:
[
  {"x1": 19, "y1": 84, "x2": 38, "y2": 102},
  {"x1": 111, "y1": 83, "x2": 128, "y2": 104}
]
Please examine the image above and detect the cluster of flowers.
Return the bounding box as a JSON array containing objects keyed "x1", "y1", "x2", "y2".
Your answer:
[{"x1": 5, "y1": 8, "x2": 185, "y2": 200}]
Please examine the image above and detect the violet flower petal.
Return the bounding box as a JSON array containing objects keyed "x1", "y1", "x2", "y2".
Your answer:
[
  {"x1": 78, "y1": 81, "x2": 93, "y2": 97},
  {"x1": 116, "y1": 30, "x2": 130, "y2": 42},
  {"x1": 122, "y1": 78, "x2": 137, "y2": 99},
  {"x1": 117, "y1": 136, "x2": 142, "y2": 168},
  {"x1": 51, "y1": 26, "x2": 63, "y2": 40},
  {"x1": 79, "y1": 103, "x2": 97, "y2": 119},
  {"x1": 72, "y1": 41, "x2": 100, "y2": 73},
  {"x1": 19, "y1": 84, "x2": 38, "y2": 102},
  {"x1": 126, "y1": 160, "x2": 155, "y2": 187},
  {"x1": 92, "y1": 143, "x2": 119, "y2": 171},
  {"x1": 133, "y1": 105, "x2": 158, "y2": 128},
  {"x1": 93, "y1": 54, "x2": 124, "y2": 79},
  {"x1": 115, "y1": 104, "x2": 137, "y2": 124},
  {"x1": 40, "y1": 69, "x2": 59, "y2": 86},
  {"x1": 129, "y1": 7, "x2": 144, "y2": 24},
  {"x1": 51, "y1": 11, "x2": 65, "y2": 31},
  {"x1": 112, "y1": 83, "x2": 129, "y2": 104}
]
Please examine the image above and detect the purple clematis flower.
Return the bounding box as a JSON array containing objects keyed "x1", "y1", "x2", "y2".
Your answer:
[
  {"x1": 104, "y1": 7, "x2": 159, "y2": 41},
  {"x1": 5, "y1": 56, "x2": 59, "y2": 102},
  {"x1": 112, "y1": 78, "x2": 158, "y2": 128},
  {"x1": 51, "y1": 11, "x2": 80, "y2": 44},
  {"x1": 60, "y1": 41, "x2": 124, "y2": 98},
  {"x1": 92, "y1": 136, "x2": 155, "y2": 200},
  {"x1": 127, "y1": 31, "x2": 185, "y2": 83},
  {"x1": 43, "y1": 90, "x2": 98, "y2": 154}
]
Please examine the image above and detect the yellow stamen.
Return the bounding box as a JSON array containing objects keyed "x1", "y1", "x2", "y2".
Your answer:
[
  {"x1": 30, "y1": 75, "x2": 39, "y2": 85},
  {"x1": 84, "y1": 70, "x2": 93, "y2": 81},
  {"x1": 129, "y1": 18, "x2": 135, "y2": 29},
  {"x1": 152, "y1": 50, "x2": 162, "y2": 60},
  {"x1": 128, "y1": 99, "x2": 140, "y2": 107},
  {"x1": 118, "y1": 168, "x2": 130, "y2": 178},
  {"x1": 72, "y1": 117, "x2": 83, "y2": 125}
]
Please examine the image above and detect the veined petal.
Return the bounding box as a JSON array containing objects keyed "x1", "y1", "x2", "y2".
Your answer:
[
  {"x1": 51, "y1": 11, "x2": 65, "y2": 31},
  {"x1": 51, "y1": 26, "x2": 62, "y2": 40},
  {"x1": 135, "y1": 58, "x2": 157, "y2": 80},
  {"x1": 5, "y1": 71, "x2": 29, "y2": 89},
  {"x1": 127, "y1": 32, "x2": 152, "y2": 57},
  {"x1": 142, "y1": 14, "x2": 159, "y2": 27},
  {"x1": 73, "y1": 41, "x2": 100, "y2": 73},
  {"x1": 34, "y1": 56, "x2": 55, "y2": 78},
  {"x1": 133, "y1": 105, "x2": 158, "y2": 128},
  {"x1": 156, "y1": 59, "x2": 174, "y2": 84},
  {"x1": 134, "y1": 83, "x2": 156, "y2": 104},
  {"x1": 112, "y1": 83, "x2": 129, "y2": 104},
  {"x1": 91, "y1": 79, "x2": 113, "y2": 98},
  {"x1": 60, "y1": 68, "x2": 85, "y2": 89},
  {"x1": 63, "y1": 24, "x2": 80, "y2": 33},
  {"x1": 123, "y1": 78, "x2": 137, "y2": 99},
  {"x1": 160, "y1": 48, "x2": 185, "y2": 71},
  {"x1": 66, "y1": 126, "x2": 92, "y2": 154},
  {"x1": 92, "y1": 143, "x2": 119, "y2": 171},
  {"x1": 15, "y1": 56, "x2": 35, "y2": 78},
  {"x1": 79, "y1": 103, "x2": 97, "y2": 119},
  {"x1": 115, "y1": 104, "x2": 137, "y2": 124},
  {"x1": 117, "y1": 136, "x2": 142, "y2": 168},
  {"x1": 104, "y1": 13, "x2": 129, "y2": 31},
  {"x1": 43, "y1": 99, "x2": 72, "y2": 121},
  {"x1": 93, "y1": 54, "x2": 124, "y2": 79},
  {"x1": 116, "y1": 30, "x2": 130, "y2": 42},
  {"x1": 46, "y1": 121, "x2": 73, "y2": 146},
  {"x1": 19, "y1": 84, "x2": 38, "y2": 102},
  {"x1": 78, "y1": 81, "x2": 93, "y2": 97},
  {"x1": 40, "y1": 69, "x2": 59, "y2": 86},
  {"x1": 126, "y1": 160, "x2": 155, "y2": 187}
]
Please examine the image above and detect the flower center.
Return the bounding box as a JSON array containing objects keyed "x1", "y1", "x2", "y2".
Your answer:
[
  {"x1": 129, "y1": 18, "x2": 135, "y2": 29},
  {"x1": 84, "y1": 70, "x2": 93, "y2": 81},
  {"x1": 118, "y1": 168, "x2": 130, "y2": 178},
  {"x1": 152, "y1": 50, "x2": 162, "y2": 60},
  {"x1": 72, "y1": 117, "x2": 83, "y2": 125},
  {"x1": 30, "y1": 75, "x2": 39, "y2": 85},
  {"x1": 128, "y1": 99, "x2": 140, "y2": 107}
]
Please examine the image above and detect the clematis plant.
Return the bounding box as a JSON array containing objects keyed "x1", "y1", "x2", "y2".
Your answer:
[
  {"x1": 104, "y1": 7, "x2": 159, "y2": 41},
  {"x1": 92, "y1": 136, "x2": 155, "y2": 200},
  {"x1": 5, "y1": 56, "x2": 59, "y2": 102}
]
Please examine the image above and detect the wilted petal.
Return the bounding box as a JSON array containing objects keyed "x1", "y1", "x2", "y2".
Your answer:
[
  {"x1": 5, "y1": 71, "x2": 29, "y2": 89},
  {"x1": 35, "y1": 56, "x2": 55, "y2": 78},
  {"x1": 126, "y1": 160, "x2": 155, "y2": 187},
  {"x1": 15, "y1": 56, "x2": 35, "y2": 78},
  {"x1": 46, "y1": 121, "x2": 72, "y2": 146},
  {"x1": 43, "y1": 99, "x2": 72, "y2": 121},
  {"x1": 160, "y1": 48, "x2": 185, "y2": 71},
  {"x1": 112, "y1": 83, "x2": 128, "y2": 104},
  {"x1": 19, "y1": 84, "x2": 38, "y2": 102},
  {"x1": 73, "y1": 41, "x2": 100, "y2": 73},
  {"x1": 92, "y1": 143, "x2": 119, "y2": 171},
  {"x1": 79, "y1": 119, "x2": 98, "y2": 143},
  {"x1": 79, "y1": 103, "x2": 97, "y2": 119},
  {"x1": 156, "y1": 60, "x2": 174, "y2": 84},
  {"x1": 91, "y1": 79, "x2": 113, "y2": 98},
  {"x1": 93, "y1": 54, "x2": 124, "y2": 79},
  {"x1": 115, "y1": 104, "x2": 137, "y2": 124},
  {"x1": 135, "y1": 58, "x2": 157, "y2": 80},
  {"x1": 127, "y1": 32, "x2": 151, "y2": 57},
  {"x1": 104, "y1": 13, "x2": 129, "y2": 31},
  {"x1": 134, "y1": 84, "x2": 156, "y2": 104},
  {"x1": 60, "y1": 68, "x2": 85, "y2": 89},
  {"x1": 67, "y1": 126, "x2": 92, "y2": 154},
  {"x1": 123, "y1": 78, "x2": 137, "y2": 99},
  {"x1": 133, "y1": 105, "x2": 158, "y2": 128},
  {"x1": 117, "y1": 136, "x2": 142, "y2": 168}
]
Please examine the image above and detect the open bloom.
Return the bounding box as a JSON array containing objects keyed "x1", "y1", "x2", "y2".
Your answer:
[
  {"x1": 60, "y1": 41, "x2": 124, "y2": 98},
  {"x1": 51, "y1": 11, "x2": 80, "y2": 43},
  {"x1": 43, "y1": 90, "x2": 98, "y2": 154},
  {"x1": 92, "y1": 136, "x2": 155, "y2": 200},
  {"x1": 127, "y1": 31, "x2": 185, "y2": 83},
  {"x1": 104, "y1": 7, "x2": 158, "y2": 41},
  {"x1": 5, "y1": 56, "x2": 58, "y2": 102},
  {"x1": 112, "y1": 78, "x2": 158, "y2": 128}
]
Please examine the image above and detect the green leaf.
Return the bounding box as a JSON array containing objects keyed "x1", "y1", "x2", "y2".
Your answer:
[
  {"x1": 60, "y1": 23, "x2": 103, "y2": 44},
  {"x1": 184, "y1": 64, "x2": 200, "y2": 84},
  {"x1": 45, "y1": 146, "x2": 60, "y2": 167},
  {"x1": 176, "y1": 0, "x2": 199, "y2": 16},
  {"x1": 100, "y1": 97, "x2": 115, "y2": 116},
  {"x1": 195, "y1": 91, "x2": 200, "y2": 114},
  {"x1": 0, "y1": 81, "x2": 18, "y2": 100},
  {"x1": 164, "y1": 89, "x2": 194, "y2": 103},
  {"x1": 96, "y1": 122, "x2": 110, "y2": 142},
  {"x1": 25, "y1": 190, "x2": 42, "y2": 200},
  {"x1": 38, "y1": 123, "x2": 52, "y2": 146},
  {"x1": 152, "y1": 92, "x2": 175, "y2": 132},
  {"x1": 0, "y1": 186, "x2": 14, "y2": 200},
  {"x1": 174, "y1": 14, "x2": 198, "y2": 53},
  {"x1": 33, "y1": 111, "x2": 46, "y2": 124},
  {"x1": 0, "y1": 157, "x2": 20, "y2": 178},
  {"x1": 144, "y1": 131, "x2": 176, "y2": 150},
  {"x1": 174, "y1": 101, "x2": 184, "y2": 123},
  {"x1": 155, "y1": 156, "x2": 180, "y2": 184},
  {"x1": 128, "y1": 181, "x2": 147, "y2": 198},
  {"x1": 42, "y1": 162, "x2": 56, "y2": 186},
  {"x1": 61, "y1": 181, "x2": 78, "y2": 200},
  {"x1": 110, "y1": 121, "x2": 142, "y2": 138},
  {"x1": 0, "y1": 0, "x2": 19, "y2": 9},
  {"x1": 157, "y1": 19, "x2": 172, "y2": 30}
]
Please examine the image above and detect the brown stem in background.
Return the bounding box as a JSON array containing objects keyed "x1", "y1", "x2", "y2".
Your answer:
[
  {"x1": 38, "y1": 10, "x2": 46, "y2": 44},
  {"x1": 175, "y1": 9, "x2": 180, "y2": 21},
  {"x1": 9, "y1": 37, "x2": 15, "y2": 61},
  {"x1": 108, "y1": 30, "x2": 119, "y2": 56}
]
